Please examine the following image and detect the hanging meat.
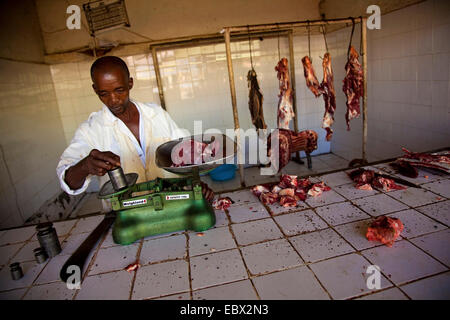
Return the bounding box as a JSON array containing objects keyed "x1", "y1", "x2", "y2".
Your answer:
[
  {"x1": 247, "y1": 69, "x2": 267, "y2": 130},
  {"x1": 343, "y1": 46, "x2": 364, "y2": 130},
  {"x1": 275, "y1": 58, "x2": 295, "y2": 129},
  {"x1": 267, "y1": 129, "x2": 318, "y2": 173},
  {"x1": 302, "y1": 53, "x2": 336, "y2": 141},
  {"x1": 301, "y1": 56, "x2": 323, "y2": 97},
  {"x1": 320, "y1": 53, "x2": 336, "y2": 141}
]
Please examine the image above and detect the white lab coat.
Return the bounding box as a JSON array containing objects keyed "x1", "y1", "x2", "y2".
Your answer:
[{"x1": 56, "y1": 100, "x2": 188, "y2": 205}]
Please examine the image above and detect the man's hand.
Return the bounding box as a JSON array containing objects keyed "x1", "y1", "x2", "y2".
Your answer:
[
  {"x1": 64, "y1": 149, "x2": 121, "y2": 190},
  {"x1": 200, "y1": 181, "x2": 214, "y2": 203},
  {"x1": 81, "y1": 149, "x2": 121, "y2": 176}
]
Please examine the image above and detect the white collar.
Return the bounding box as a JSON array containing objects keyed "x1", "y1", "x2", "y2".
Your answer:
[{"x1": 102, "y1": 99, "x2": 142, "y2": 124}]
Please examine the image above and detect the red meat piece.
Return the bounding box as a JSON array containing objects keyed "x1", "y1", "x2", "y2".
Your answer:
[{"x1": 366, "y1": 216, "x2": 404, "y2": 247}]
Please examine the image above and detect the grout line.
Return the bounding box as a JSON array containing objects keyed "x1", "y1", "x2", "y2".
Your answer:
[
  {"x1": 128, "y1": 238, "x2": 144, "y2": 300},
  {"x1": 185, "y1": 232, "x2": 194, "y2": 300}
]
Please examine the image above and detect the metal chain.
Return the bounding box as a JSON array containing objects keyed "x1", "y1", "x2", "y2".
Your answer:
[
  {"x1": 276, "y1": 23, "x2": 281, "y2": 61},
  {"x1": 307, "y1": 21, "x2": 311, "y2": 60}
]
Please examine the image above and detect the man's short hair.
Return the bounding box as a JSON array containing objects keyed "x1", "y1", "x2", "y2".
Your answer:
[{"x1": 90, "y1": 56, "x2": 130, "y2": 80}]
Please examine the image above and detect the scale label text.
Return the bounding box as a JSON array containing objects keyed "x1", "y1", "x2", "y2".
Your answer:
[{"x1": 166, "y1": 194, "x2": 190, "y2": 200}]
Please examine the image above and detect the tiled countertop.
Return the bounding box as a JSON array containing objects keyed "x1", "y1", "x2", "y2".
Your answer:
[{"x1": 0, "y1": 163, "x2": 449, "y2": 300}]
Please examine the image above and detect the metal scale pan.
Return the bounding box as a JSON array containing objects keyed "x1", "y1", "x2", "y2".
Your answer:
[{"x1": 155, "y1": 134, "x2": 237, "y2": 176}]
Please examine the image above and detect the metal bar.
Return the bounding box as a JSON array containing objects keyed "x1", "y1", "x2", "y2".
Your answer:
[
  {"x1": 224, "y1": 28, "x2": 245, "y2": 187},
  {"x1": 221, "y1": 17, "x2": 363, "y2": 34},
  {"x1": 151, "y1": 46, "x2": 166, "y2": 111},
  {"x1": 288, "y1": 30, "x2": 301, "y2": 162},
  {"x1": 361, "y1": 18, "x2": 368, "y2": 162}
]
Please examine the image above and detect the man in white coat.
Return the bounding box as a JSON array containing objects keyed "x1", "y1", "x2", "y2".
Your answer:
[{"x1": 57, "y1": 56, "x2": 214, "y2": 203}]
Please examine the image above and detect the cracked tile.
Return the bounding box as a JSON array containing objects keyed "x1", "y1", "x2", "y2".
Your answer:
[
  {"x1": 305, "y1": 190, "x2": 346, "y2": 208},
  {"x1": 415, "y1": 200, "x2": 450, "y2": 226},
  {"x1": 387, "y1": 188, "x2": 443, "y2": 207},
  {"x1": 193, "y1": 279, "x2": 257, "y2": 300},
  {"x1": 141, "y1": 234, "x2": 187, "y2": 264},
  {"x1": 387, "y1": 209, "x2": 446, "y2": 239},
  {"x1": 76, "y1": 270, "x2": 134, "y2": 300},
  {"x1": 227, "y1": 203, "x2": 270, "y2": 223},
  {"x1": 410, "y1": 230, "x2": 450, "y2": 267},
  {"x1": 400, "y1": 272, "x2": 450, "y2": 300},
  {"x1": 421, "y1": 179, "x2": 450, "y2": 198},
  {"x1": 24, "y1": 282, "x2": 76, "y2": 300},
  {"x1": 88, "y1": 243, "x2": 139, "y2": 275}
]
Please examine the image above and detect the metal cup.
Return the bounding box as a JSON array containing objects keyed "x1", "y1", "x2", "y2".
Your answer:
[{"x1": 108, "y1": 166, "x2": 128, "y2": 191}]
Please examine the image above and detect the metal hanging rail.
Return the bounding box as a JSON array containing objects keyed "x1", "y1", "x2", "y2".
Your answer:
[{"x1": 222, "y1": 17, "x2": 367, "y2": 186}]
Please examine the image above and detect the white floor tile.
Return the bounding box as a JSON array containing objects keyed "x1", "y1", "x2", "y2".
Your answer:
[
  {"x1": 0, "y1": 226, "x2": 36, "y2": 246},
  {"x1": 421, "y1": 179, "x2": 450, "y2": 198},
  {"x1": 274, "y1": 210, "x2": 328, "y2": 236},
  {"x1": 140, "y1": 234, "x2": 186, "y2": 264},
  {"x1": 387, "y1": 188, "x2": 443, "y2": 207},
  {"x1": 333, "y1": 182, "x2": 380, "y2": 200},
  {"x1": 319, "y1": 171, "x2": 353, "y2": 187},
  {"x1": 253, "y1": 266, "x2": 329, "y2": 300},
  {"x1": 410, "y1": 229, "x2": 450, "y2": 267},
  {"x1": 76, "y1": 270, "x2": 134, "y2": 300},
  {"x1": 266, "y1": 201, "x2": 310, "y2": 215},
  {"x1": 290, "y1": 228, "x2": 355, "y2": 263},
  {"x1": 231, "y1": 218, "x2": 283, "y2": 246},
  {"x1": 387, "y1": 209, "x2": 447, "y2": 239},
  {"x1": 35, "y1": 254, "x2": 70, "y2": 285},
  {"x1": 219, "y1": 190, "x2": 260, "y2": 207},
  {"x1": 132, "y1": 260, "x2": 190, "y2": 299},
  {"x1": 70, "y1": 215, "x2": 104, "y2": 235},
  {"x1": 227, "y1": 203, "x2": 270, "y2": 223},
  {"x1": 309, "y1": 253, "x2": 391, "y2": 299},
  {"x1": 213, "y1": 210, "x2": 229, "y2": 227},
  {"x1": 0, "y1": 288, "x2": 27, "y2": 300},
  {"x1": 315, "y1": 202, "x2": 371, "y2": 226},
  {"x1": 356, "y1": 287, "x2": 409, "y2": 300},
  {"x1": 0, "y1": 243, "x2": 24, "y2": 266},
  {"x1": 88, "y1": 243, "x2": 139, "y2": 275},
  {"x1": 188, "y1": 227, "x2": 235, "y2": 257},
  {"x1": 415, "y1": 200, "x2": 450, "y2": 226},
  {"x1": 192, "y1": 279, "x2": 257, "y2": 300},
  {"x1": 24, "y1": 282, "x2": 76, "y2": 300},
  {"x1": 60, "y1": 233, "x2": 89, "y2": 256},
  {"x1": 305, "y1": 190, "x2": 346, "y2": 208},
  {"x1": 190, "y1": 249, "x2": 247, "y2": 290},
  {"x1": 154, "y1": 292, "x2": 191, "y2": 300},
  {"x1": 241, "y1": 239, "x2": 303, "y2": 276},
  {"x1": 400, "y1": 272, "x2": 450, "y2": 300},
  {"x1": 0, "y1": 261, "x2": 46, "y2": 291},
  {"x1": 353, "y1": 193, "x2": 409, "y2": 216},
  {"x1": 361, "y1": 240, "x2": 447, "y2": 285},
  {"x1": 13, "y1": 241, "x2": 41, "y2": 263}
]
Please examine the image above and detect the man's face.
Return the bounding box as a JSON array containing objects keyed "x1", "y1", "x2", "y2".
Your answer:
[{"x1": 92, "y1": 67, "x2": 133, "y2": 116}]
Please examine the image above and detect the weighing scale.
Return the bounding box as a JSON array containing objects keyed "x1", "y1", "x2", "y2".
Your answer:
[{"x1": 98, "y1": 134, "x2": 236, "y2": 245}]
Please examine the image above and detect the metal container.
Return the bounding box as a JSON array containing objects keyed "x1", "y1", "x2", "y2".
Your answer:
[
  {"x1": 107, "y1": 166, "x2": 128, "y2": 191},
  {"x1": 36, "y1": 222, "x2": 61, "y2": 258},
  {"x1": 10, "y1": 262, "x2": 23, "y2": 280},
  {"x1": 33, "y1": 247, "x2": 48, "y2": 264}
]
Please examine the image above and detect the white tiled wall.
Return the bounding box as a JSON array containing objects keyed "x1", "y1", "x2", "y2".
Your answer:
[
  {"x1": 51, "y1": 55, "x2": 160, "y2": 145},
  {"x1": 0, "y1": 59, "x2": 67, "y2": 228},
  {"x1": 332, "y1": 0, "x2": 450, "y2": 161}
]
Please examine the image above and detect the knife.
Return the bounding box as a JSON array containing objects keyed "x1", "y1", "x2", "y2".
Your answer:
[{"x1": 60, "y1": 211, "x2": 116, "y2": 283}]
